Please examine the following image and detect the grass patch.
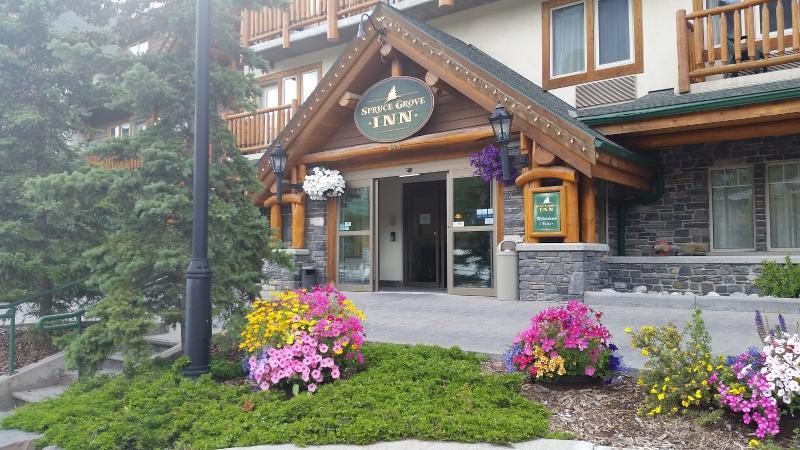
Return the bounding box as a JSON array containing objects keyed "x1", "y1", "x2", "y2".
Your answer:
[{"x1": 3, "y1": 343, "x2": 550, "y2": 449}]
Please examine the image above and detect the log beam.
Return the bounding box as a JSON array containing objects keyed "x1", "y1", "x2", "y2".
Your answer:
[
  {"x1": 514, "y1": 165, "x2": 577, "y2": 186},
  {"x1": 532, "y1": 143, "x2": 559, "y2": 166},
  {"x1": 299, "y1": 125, "x2": 494, "y2": 165},
  {"x1": 338, "y1": 91, "x2": 362, "y2": 108}
]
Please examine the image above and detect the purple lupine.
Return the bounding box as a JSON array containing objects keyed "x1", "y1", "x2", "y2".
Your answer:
[
  {"x1": 755, "y1": 310, "x2": 767, "y2": 341},
  {"x1": 778, "y1": 314, "x2": 787, "y2": 334}
]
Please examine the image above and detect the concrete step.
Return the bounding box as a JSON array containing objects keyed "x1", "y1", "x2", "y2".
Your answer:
[
  {"x1": 11, "y1": 383, "x2": 70, "y2": 405},
  {"x1": 143, "y1": 335, "x2": 180, "y2": 353},
  {"x1": 100, "y1": 352, "x2": 124, "y2": 372},
  {"x1": 0, "y1": 428, "x2": 42, "y2": 450}
]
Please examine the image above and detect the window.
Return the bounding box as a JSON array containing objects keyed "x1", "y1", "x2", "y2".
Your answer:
[
  {"x1": 110, "y1": 122, "x2": 131, "y2": 138},
  {"x1": 758, "y1": 0, "x2": 793, "y2": 36},
  {"x1": 768, "y1": 162, "x2": 800, "y2": 249},
  {"x1": 129, "y1": 41, "x2": 149, "y2": 56},
  {"x1": 543, "y1": 0, "x2": 642, "y2": 89},
  {"x1": 135, "y1": 121, "x2": 147, "y2": 133},
  {"x1": 710, "y1": 167, "x2": 754, "y2": 250},
  {"x1": 255, "y1": 64, "x2": 322, "y2": 109}
]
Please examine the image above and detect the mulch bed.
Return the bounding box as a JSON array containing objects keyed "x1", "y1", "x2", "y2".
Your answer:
[
  {"x1": 482, "y1": 361, "x2": 787, "y2": 449},
  {"x1": 0, "y1": 327, "x2": 62, "y2": 375}
]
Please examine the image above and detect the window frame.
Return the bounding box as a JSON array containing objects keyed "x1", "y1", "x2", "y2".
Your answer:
[
  {"x1": 708, "y1": 165, "x2": 756, "y2": 253},
  {"x1": 256, "y1": 63, "x2": 322, "y2": 109},
  {"x1": 594, "y1": 0, "x2": 636, "y2": 70},
  {"x1": 766, "y1": 160, "x2": 800, "y2": 251},
  {"x1": 542, "y1": 0, "x2": 643, "y2": 90}
]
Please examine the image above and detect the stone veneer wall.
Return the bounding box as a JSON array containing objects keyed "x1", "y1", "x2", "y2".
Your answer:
[
  {"x1": 517, "y1": 244, "x2": 610, "y2": 301},
  {"x1": 262, "y1": 199, "x2": 329, "y2": 292},
  {"x1": 607, "y1": 134, "x2": 800, "y2": 257},
  {"x1": 604, "y1": 255, "x2": 800, "y2": 295}
]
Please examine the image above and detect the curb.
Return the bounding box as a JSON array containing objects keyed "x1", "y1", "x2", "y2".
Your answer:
[{"x1": 585, "y1": 291, "x2": 800, "y2": 313}]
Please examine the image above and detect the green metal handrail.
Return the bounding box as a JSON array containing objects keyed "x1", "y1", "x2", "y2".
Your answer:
[{"x1": 1, "y1": 278, "x2": 89, "y2": 375}]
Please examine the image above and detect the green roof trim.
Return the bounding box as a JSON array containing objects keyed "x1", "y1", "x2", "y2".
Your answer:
[
  {"x1": 593, "y1": 138, "x2": 659, "y2": 169},
  {"x1": 579, "y1": 85, "x2": 800, "y2": 126}
]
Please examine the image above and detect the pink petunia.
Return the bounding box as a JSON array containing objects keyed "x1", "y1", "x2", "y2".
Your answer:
[{"x1": 308, "y1": 383, "x2": 317, "y2": 393}]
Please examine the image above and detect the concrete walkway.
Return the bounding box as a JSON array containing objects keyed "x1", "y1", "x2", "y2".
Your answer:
[
  {"x1": 345, "y1": 291, "x2": 795, "y2": 369},
  {"x1": 225, "y1": 439, "x2": 622, "y2": 450}
]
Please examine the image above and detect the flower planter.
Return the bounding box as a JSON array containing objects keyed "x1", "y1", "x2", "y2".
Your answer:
[{"x1": 533, "y1": 374, "x2": 601, "y2": 387}]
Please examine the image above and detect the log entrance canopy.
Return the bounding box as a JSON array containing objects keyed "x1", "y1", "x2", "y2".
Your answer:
[{"x1": 252, "y1": 3, "x2": 657, "y2": 205}]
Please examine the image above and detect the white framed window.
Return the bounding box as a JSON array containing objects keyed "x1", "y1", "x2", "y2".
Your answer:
[
  {"x1": 282, "y1": 75, "x2": 297, "y2": 105},
  {"x1": 709, "y1": 166, "x2": 755, "y2": 251},
  {"x1": 551, "y1": 1, "x2": 587, "y2": 78},
  {"x1": 111, "y1": 122, "x2": 131, "y2": 138},
  {"x1": 259, "y1": 83, "x2": 279, "y2": 109},
  {"x1": 301, "y1": 70, "x2": 318, "y2": 103},
  {"x1": 135, "y1": 121, "x2": 147, "y2": 132},
  {"x1": 767, "y1": 161, "x2": 800, "y2": 250},
  {"x1": 595, "y1": 0, "x2": 634, "y2": 68},
  {"x1": 129, "y1": 41, "x2": 149, "y2": 56}
]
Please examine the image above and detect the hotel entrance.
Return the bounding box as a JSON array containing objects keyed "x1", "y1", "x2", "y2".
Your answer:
[{"x1": 335, "y1": 163, "x2": 495, "y2": 296}]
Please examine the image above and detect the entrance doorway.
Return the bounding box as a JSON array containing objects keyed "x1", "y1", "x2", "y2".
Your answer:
[{"x1": 403, "y1": 180, "x2": 446, "y2": 289}]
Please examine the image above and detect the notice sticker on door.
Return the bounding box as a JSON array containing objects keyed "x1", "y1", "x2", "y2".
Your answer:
[
  {"x1": 453, "y1": 221, "x2": 465, "y2": 227},
  {"x1": 420, "y1": 213, "x2": 431, "y2": 225},
  {"x1": 344, "y1": 221, "x2": 352, "y2": 227},
  {"x1": 485, "y1": 217, "x2": 494, "y2": 225}
]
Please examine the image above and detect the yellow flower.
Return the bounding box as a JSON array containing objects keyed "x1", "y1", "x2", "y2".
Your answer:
[
  {"x1": 625, "y1": 327, "x2": 632, "y2": 333},
  {"x1": 664, "y1": 377, "x2": 670, "y2": 382},
  {"x1": 748, "y1": 439, "x2": 761, "y2": 448},
  {"x1": 641, "y1": 349, "x2": 650, "y2": 356},
  {"x1": 657, "y1": 393, "x2": 665, "y2": 401}
]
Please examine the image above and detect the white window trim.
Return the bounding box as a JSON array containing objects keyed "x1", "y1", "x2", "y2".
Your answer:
[
  {"x1": 708, "y1": 165, "x2": 757, "y2": 253},
  {"x1": 550, "y1": 0, "x2": 588, "y2": 79},
  {"x1": 766, "y1": 160, "x2": 800, "y2": 251},
  {"x1": 594, "y1": 0, "x2": 635, "y2": 70}
]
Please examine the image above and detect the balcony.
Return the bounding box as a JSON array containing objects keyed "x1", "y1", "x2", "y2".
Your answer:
[
  {"x1": 225, "y1": 102, "x2": 297, "y2": 155},
  {"x1": 677, "y1": 0, "x2": 800, "y2": 93}
]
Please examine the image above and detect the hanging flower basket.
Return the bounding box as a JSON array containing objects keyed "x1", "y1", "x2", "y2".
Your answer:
[
  {"x1": 468, "y1": 143, "x2": 517, "y2": 184},
  {"x1": 303, "y1": 167, "x2": 345, "y2": 201}
]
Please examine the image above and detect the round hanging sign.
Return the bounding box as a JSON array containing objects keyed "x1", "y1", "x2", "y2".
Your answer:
[{"x1": 354, "y1": 76, "x2": 435, "y2": 143}]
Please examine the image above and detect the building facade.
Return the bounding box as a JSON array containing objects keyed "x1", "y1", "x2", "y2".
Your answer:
[{"x1": 230, "y1": 0, "x2": 800, "y2": 300}]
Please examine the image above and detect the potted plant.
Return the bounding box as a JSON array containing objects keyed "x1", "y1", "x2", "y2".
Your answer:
[
  {"x1": 506, "y1": 301, "x2": 621, "y2": 385},
  {"x1": 302, "y1": 167, "x2": 346, "y2": 201},
  {"x1": 469, "y1": 144, "x2": 516, "y2": 184}
]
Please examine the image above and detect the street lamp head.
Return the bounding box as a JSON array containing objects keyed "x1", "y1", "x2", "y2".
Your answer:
[
  {"x1": 489, "y1": 103, "x2": 513, "y2": 144},
  {"x1": 269, "y1": 143, "x2": 288, "y2": 177}
]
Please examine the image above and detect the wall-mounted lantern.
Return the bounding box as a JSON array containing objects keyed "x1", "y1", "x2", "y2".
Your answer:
[
  {"x1": 489, "y1": 104, "x2": 513, "y2": 182},
  {"x1": 269, "y1": 143, "x2": 301, "y2": 203}
]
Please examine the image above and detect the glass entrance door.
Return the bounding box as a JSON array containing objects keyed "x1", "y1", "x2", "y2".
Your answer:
[
  {"x1": 337, "y1": 180, "x2": 373, "y2": 291},
  {"x1": 447, "y1": 170, "x2": 495, "y2": 296}
]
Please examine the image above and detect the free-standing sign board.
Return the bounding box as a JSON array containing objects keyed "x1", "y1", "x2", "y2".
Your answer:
[
  {"x1": 524, "y1": 185, "x2": 568, "y2": 239},
  {"x1": 354, "y1": 76, "x2": 435, "y2": 143}
]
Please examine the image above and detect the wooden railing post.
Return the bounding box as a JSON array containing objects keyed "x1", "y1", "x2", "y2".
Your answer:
[
  {"x1": 282, "y1": 9, "x2": 290, "y2": 48},
  {"x1": 327, "y1": 0, "x2": 339, "y2": 41},
  {"x1": 676, "y1": 10, "x2": 691, "y2": 93},
  {"x1": 240, "y1": 10, "x2": 251, "y2": 46}
]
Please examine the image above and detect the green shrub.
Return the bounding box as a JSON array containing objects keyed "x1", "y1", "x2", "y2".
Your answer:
[
  {"x1": 754, "y1": 256, "x2": 800, "y2": 298},
  {"x1": 629, "y1": 310, "x2": 728, "y2": 417},
  {"x1": 3, "y1": 343, "x2": 551, "y2": 449},
  {"x1": 210, "y1": 356, "x2": 243, "y2": 381}
]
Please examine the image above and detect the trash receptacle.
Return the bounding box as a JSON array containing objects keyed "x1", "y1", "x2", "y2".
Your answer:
[
  {"x1": 496, "y1": 240, "x2": 519, "y2": 301},
  {"x1": 300, "y1": 267, "x2": 317, "y2": 289}
]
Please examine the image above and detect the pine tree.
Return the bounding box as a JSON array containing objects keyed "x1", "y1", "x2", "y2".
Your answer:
[
  {"x1": 21, "y1": 0, "x2": 288, "y2": 373},
  {"x1": 0, "y1": 0, "x2": 113, "y2": 313}
]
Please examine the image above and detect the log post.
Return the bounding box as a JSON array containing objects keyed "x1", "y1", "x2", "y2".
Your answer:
[
  {"x1": 241, "y1": 10, "x2": 251, "y2": 47},
  {"x1": 391, "y1": 57, "x2": 402, "y2": 77},
  {"x1": 291, "y1": 200, "x2": 306, "y2": 249},
  {"x1": 676, "y1": 10, "x2": 691, "y2": 93},
  {"x1": 270, "y1": 203, "x2": 282, "y2": 234},
  {"x1": 565, "y1": 181, "x2": 580, "y2": 243},
  {"x1": 326, "y1": 197, "x2": 338, "y2": 284},
  {"x1": 580, "y1": 174, "x2": 597, "y2": 244},
  {"x1": 282, "y1": 9, "x2": 290, "y2": 49},
  {"x1": 327, "y1": 0, "x2": 339, "y2": 41}
]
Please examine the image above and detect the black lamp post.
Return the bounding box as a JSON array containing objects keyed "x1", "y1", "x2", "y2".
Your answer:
[
  {"x1": 489, "y1": 104, "x2": 513, "y2": 182},
  {"x1": 270, "y1": 143, "x2": 302, "y2": 203},
  {"x1": 183, "y1": 0, "x2": 213, "y2": 379}
]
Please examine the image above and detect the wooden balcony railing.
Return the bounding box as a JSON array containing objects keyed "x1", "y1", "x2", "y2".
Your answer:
[
  {"x1": 677, "y1": 0, "x2": 800, "y2": 92},
  {"x1": 240, "y1": 0, "x2": 455, "y2": 48},
  {"x1": 225, "y1": 102, "x2": 297, "y2": 154}
]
